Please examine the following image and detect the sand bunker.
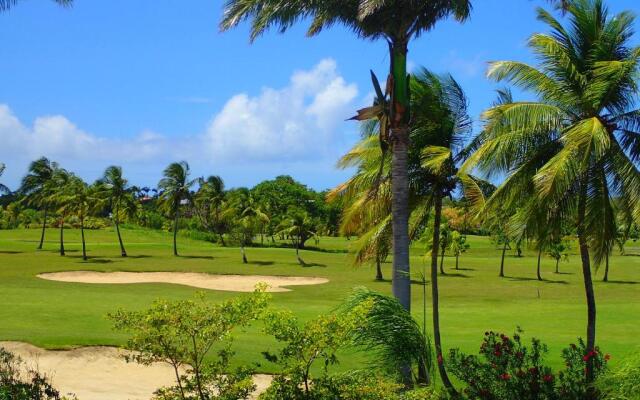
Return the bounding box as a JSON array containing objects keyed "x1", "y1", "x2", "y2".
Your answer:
[
  {"x1": 37, "y1": 271, "x2": 329, "y2": 292},
  {"x1": 0, "y1": 341, "x2": 272, "y2": 400}
]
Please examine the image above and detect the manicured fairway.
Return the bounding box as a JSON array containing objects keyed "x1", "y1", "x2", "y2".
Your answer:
[{"x1": 0, "y1": 227, "x2": 638, "y2": 372}]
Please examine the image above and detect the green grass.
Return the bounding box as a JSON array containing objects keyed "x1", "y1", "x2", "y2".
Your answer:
[{"x1": 0, "y1": 227, "x2": 638, "y2": 373}]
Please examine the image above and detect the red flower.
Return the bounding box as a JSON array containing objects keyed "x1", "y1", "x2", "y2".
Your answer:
[
  {"x1": 543, "y1": 374, "x2": 554, "y2": 382},
  {"x1": 437, "y1": 354, "x2": 444, "y2": 365},
  {"x1": 495, "y1": 350, "x2": 502, "y2": 357},
  {"x1": 583, "y1": 355, "x2": 590, "y2": 361},
  {"x1": 604, "y1": 354, "x2": 611, "y2": 361},
  {"x1": 499, "y1": 373, "x2": 511, "y2": 380}
]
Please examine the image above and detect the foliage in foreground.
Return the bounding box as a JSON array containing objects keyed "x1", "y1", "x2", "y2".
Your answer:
[
  {"x1": 449, "y1": 330, "x2": 608, "y2": 400},
  {"x1": 597, "y1": 353, "x2": 640, "y2": 400},
  {"x1": 0, "y1": 347, "x2": 75, "y2": 400},
  {"x1": 109, "y1": 286, "x2": 269, "y2": 400}
]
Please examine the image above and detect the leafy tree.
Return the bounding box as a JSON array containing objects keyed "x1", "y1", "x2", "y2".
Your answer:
[
  {"x1": 193, "y1": 175, "x2": 227, "y2": 246},
  {"x1": 221, "y1": 0, "x2": 473, "y2": 315},
  {"x1": 19, "y1": 158, "x2": 58, "y2": 250},
  {"x1": 449, "y1": 231, "x2": 470, "y2": 271},
  {"x1": 158, "y1": 162, "x2": 196, "y2": 256},
  {"x1": 47, "y1": 168, "x2": 71, "y2": 256},
  {"x1": 223, "y1": 188, "x2": 268, "y2": 264},
  {"x1": 110, "y1": 287, "x2": 269, "y2": 400},
  {"x1": 0, "y1": 164, "x2": 10, "y2": 196},
  {"x1": 464, "y1": 0, "x2": 640, "y2": 382},
  {"x1": 547, "y1": 238, "x2": 570, "y2": 274},
  {"x1": 438, "y1": 223, "x2": 452, "y2": 275},
  {"x1": 278, "y1": 210, "x2": 317, "y2": 265},
  {"x1": 97, "y1": 166, "x2": 138, "y2": 257},
  {"x1": 57, "y1": 177, "x2": 98, "y2": 260}
]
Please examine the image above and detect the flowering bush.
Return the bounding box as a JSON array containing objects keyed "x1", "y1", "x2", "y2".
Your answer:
[{"x1": 448, "y1": 329, "x2": 608, "y2": 400}]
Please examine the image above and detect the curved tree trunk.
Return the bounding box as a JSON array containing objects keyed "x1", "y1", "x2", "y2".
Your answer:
[
  {"x1": 38, "y1": 208, "x2": 47, "y2": 250},
  {"x1": 439, "y1": 247, "x2": 446, "y2": 275},
  {"x1": 390, "y1": 40, "x2": 411, "y2": 313},
  {"x1": 499, "y1": 242, "x2": 507, "y2": 277},
  {"x1": 296, "y1": 234, "x2": 305, "y2": 266},
  {"x1": 115, "y1": 220, "x2": 127, "y2": 257},
  {"x1": 81, "y1": 219, "x2": 87, "y2": 261},
  {"x1": 577, "y1": 181, "x2": 596, "y2": 386},
  {"x1": 59, "y1": 218, "x2": 65, "y2": 256},
  {"x1": 603, "y1": 253, "x2": 609, "y2": 282},
  {"x1": 537, "y1": 248, "x2": 543, "y2": 281},
  {"x1": 375, "y1": 253, "x2": 383, "y2": 281},
  {"x1": 431, "y1": 195, "x2": 456, "y2": 393}
]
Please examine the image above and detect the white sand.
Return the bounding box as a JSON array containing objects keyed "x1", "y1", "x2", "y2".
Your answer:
[
  {"x1": 0, "y1": 341, "x2": 272, "y2": 400},
  {"x1": 37, "y1": 271, "x2": 329, "y2": 292}
]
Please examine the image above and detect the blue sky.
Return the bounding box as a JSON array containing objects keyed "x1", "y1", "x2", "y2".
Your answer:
[{"x1": 0, "y1": 0, "x2": 638, "y2": 191}]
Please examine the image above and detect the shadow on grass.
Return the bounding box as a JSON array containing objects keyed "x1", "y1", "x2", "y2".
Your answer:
[
  {"x1": 180, "y1": 255, "x2": 214, "y2": 260},
  {"x1": 249, "y1": 261, "x2": 275, "y2": 266},
  {"x1": 508, "y1": 276, "x2": 568, "y2": 285},
  {"x1": 301, "y1": 262, "x2": 327, "y2": 268},
  {"x1": 440, "y1": 273, "x2": 470, "y2": 278},
  {"x1": 127, "y1": 255, "x2": 152, "y2": 259},
  {"x1": 602, "y1": 280, "x2": 638, "y2": 285},
  {"x1": 452, "y1": 267, "x2": 475, "y2": 271},
  {"x1": 0, "y1": 250, "x2": 23, "y2": 254},
  {"x1": 554, "y1": 272, "x2": 574, "y2": 275}
]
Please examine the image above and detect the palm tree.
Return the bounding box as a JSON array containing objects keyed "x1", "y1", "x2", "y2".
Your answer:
[
  {"x1": 221, "y1": 0, "x2": 472, "y2": 312},
  {"x1": 223, "y1": 188, "x2": 269, "y2": 264},
  {"x1": 449, "y1": 230, "x2": 469, "y2": 270},
  {"x1": 464, "y1": 0, "x2": 640, "y2": 383},
  {"x1": 414, "y1": 69, "x2": 486, "y2": 393},
  {"x1": 98, "y1": 166, "x2": 137, "y2": 257},
  {"x1": 47, "y1": 168, "x2": 71, "y2": 256},
  {"x1": 194, "y1": 175, "x2": 227, "y2": 246},
  {"x1": 158, "y1": 162, "x2": 195, "y2": 257},
  {"x1": 0, "y1": 163, "x2": 10, "y2": 195},
  {"x1": 279, "y1": 210, "x2": 317, "y2": 265},
  {"x1": 57, "y1": 176, "x2": 97, "y2": 260},
  {"x1": 0, "y1": 0, "x2": 71, "y2": 12},
  {"x1": 20, "y1": 158, "x2": 58, "y2": 250}
]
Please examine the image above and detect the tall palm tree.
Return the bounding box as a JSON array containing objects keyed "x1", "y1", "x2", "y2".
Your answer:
[
  {"x1": 279, "y1": 210, "x2": 316, "y2": 265},
  {"x1": 0, "y1": 163, "x2": 9, "y2": 195},
  {"x1": 20, "y1": 157, "x2": 58, "y2": 250},
  {"x1": 47, "y1": 168, "x2": 71, "y2": 256},
  {"x1": 158, "y1": 162, "x2": 195, "y2": 257},
  {"x1": 221, "y1": 0, "x2": 472, "y2": 311},
  {"x1": 414, "y1": 69, "x2": 485, "y2": 393},
  {"x1": 193, "y1": 175, "x2": 227, "y2": 246},
  {"x1": 98, "y1": 166, "x2": 137, "y2": 257},
  {"x1": 0, "y1": 0, "x2": 71, "y2": 12},
  {"x1": 57, "y1": 176, "x2": 96, "y2": 260},
  {"x1": 464, "y1": 0, "x2": 640, "y2": 383},
  {"x1": 223, "y1": 188, "x2": 268, "y2": 264}
]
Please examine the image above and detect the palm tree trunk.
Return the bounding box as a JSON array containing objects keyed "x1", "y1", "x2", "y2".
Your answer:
[
  {"x1": 537, "y1": 248, "x2": 543, "y2": 281},
  {"x1": 390, "y1": 39, "x2": 411, "y2": 313},
  {"x1": 431, "y1": 195, "x2": 456, "y2": 393},
  {"x1": 499, "y1": 242, "x2": 507, "y2": 277},
  {"x1": 577, "y1": 181, "x2": 596, "y2": 385},
  {"x1": 241, "y1": 239, "x2": 247, "y2": 264},
  {"x1": 115, "y1": 220, "x2": 127, "y2": 257},
  {"x1": 455, "y1": 254, "x2": 459, "y2": 270},
  {"x1": 38, "y1": 208, "x2": 47, "y2": 250},
  {"x1": 375, "y1": 253, "x2": 383, "y2": 281},
  {"x1": 603, "y1": 253, "x2": 609, "y2": 282},
  {"x1": 59, "y1": 218, "x2": 65, "y2": 256},
  {"x1": 81, "y1": 218, "x2": 87, "y2": 261},
  {"x1": 295, "y1": 235, "x2": 305, "y2": 266},
  {"x1": 173, "y1": 210, "x2": 179, "y2": 257},
  {"x1": 439, "y1": 247, "x2": 446, "y2": 275},
  {"x1": 556, "y1": 259, "x2": 560, "y2": 274}
]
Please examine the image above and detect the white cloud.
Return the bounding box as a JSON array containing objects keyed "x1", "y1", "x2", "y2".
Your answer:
[
  {"x1": 205, "y1": 58, "x2": 358, "y2": 161},
  {"x1": 440, "y1": 50, "x2": 487, "y2": 78},
  {"x1": 0, "y1": 59, "x2": 361, "y2": 190}
]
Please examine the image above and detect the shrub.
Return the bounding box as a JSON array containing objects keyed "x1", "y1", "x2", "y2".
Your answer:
[
  {"x1": 110, "y1": 286, "x2": 269, "y2": 400},
  {"x1": 0, "y1": 347, "x2": 75, "y2": 400},
  {"x1": 596, "y1": 353, "x2": 640, "y2": 400},
  {"x1": 448, "y1": 330, "x2": 608, "y2": 400}
]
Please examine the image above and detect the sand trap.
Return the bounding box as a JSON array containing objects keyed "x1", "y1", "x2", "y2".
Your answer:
[
  {"x1": 0, "y1": 341, "x2": 272, "y2": 400},
  {"x1": 37, "y1": 271, "x2": 329, "y2": 292}
]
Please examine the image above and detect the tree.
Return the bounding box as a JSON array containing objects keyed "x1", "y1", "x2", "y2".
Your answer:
[
  {"x1": 223, "y1": 188, "x2": 268, "y2": 264},
  {"x1": 193, "y1": 175, "x2": 227, "y2": 246},
  {"x1": 0, "y1": 164, "x2": 9, "y2": 196},
  {"x1": 449, "y1": 230, "x2": 469, "y2": 270},
  {"x1": 464, "y1": 0, "x2": 640, "y2": 383},
  {"x1": 20, "y1": 158, "x2": 58, "y2": 250},
  {"x1": 547, "y1": 238, "x2": 570, "y2": 274},
  {"x1": 278, "y1": 210, "x2": 317, "y2": 266},
  {"x1": 47, "y1": 168, "x2": 71, "y2": 256},
  {"x1": 97, "y1": 166, "x2": 138, "y2": 257},
  {"x1": 220, "y1": 0, "x2": 473, "y2": 314},
  {"x1": 158, "y1": 162, "x2": 196, "y2": 257},
  {"x1": 438, "y1": 223, "x2": 452, "y2": 275},
  {"x1": 57, "y1": 176, "x2": 97, "y2": 260},
  {"x1": 0, "y1": 0, "x2": 71, "y2": 12}
]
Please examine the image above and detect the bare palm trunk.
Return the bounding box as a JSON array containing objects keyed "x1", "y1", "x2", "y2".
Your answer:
[
  {"x1": 555, "y1": 259, "x2": 560, "y2": 274},
  {"x1": 390, "y1": 40, "x2": 411, "y2": 313},
  {"x1": 59, "y1": 218, "x2": 65, "y2": 256},
  {"x1": 296, "y1": 235, "x2": 305, "y2": 266},
  {"x1": 115, "y1": 220, "x2": 127, "y2": 257},
  {"x1": 375, "y1": 253, "x2": 383, "y2": 281},
  {"x1": 431, "y1": 195, "x2": 456, "y2": 393},
  {"x1": 499, "y1": 242, "x2": 507, "y2": 277},
  {"x1": 537, "y1": 248, "x2": 543, "y2": 281},
  {"x1": 577, "y1": 181, "x2": 596, "y2": 386},
  {"x1": 81, "y1": 218, "x2": 87, "y2": 261},
  {"x1": 241, "y1": 238, "x2": 247, "y2": 264},
  {"x1": 455, "y1": 254, "x2": 459, "y2": 270},
  {"x1": 439, "y1": 248, "x2": 446, "y2": 275},
  {"x1": 38, "y1": 208, "x2": 47, "y2": 250},
  {"x1": 603, "y1": 253, "x2": 609, "y2": 282},
  {"x1": 173, "y1": 209, "x2": 179, "y2": 257}
]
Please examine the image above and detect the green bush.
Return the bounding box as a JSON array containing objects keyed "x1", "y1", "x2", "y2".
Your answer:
[{"x1": 597, "y1": 353, "x2": 640, "y2": 400}]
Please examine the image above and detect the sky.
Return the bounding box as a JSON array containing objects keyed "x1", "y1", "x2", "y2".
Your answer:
[{"x1": 0, "y1": 0, "x2": 638, "y2": 191}]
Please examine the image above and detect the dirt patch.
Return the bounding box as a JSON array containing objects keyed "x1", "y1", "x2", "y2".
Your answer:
[
  {"x1": 0, "y1": 341, "x2": 272, "y2": 400},
  {"x1": 37, "y1": 271, "x2": 329, "y2": 292}
]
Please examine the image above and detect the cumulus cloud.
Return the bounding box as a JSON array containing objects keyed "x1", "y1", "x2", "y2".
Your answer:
[
  {"x1": 205, "y1": 58, "x2": 358, "y2": 161},
  {"x1": 0, "y1": 59, "x2": 361, "y2": 189}
]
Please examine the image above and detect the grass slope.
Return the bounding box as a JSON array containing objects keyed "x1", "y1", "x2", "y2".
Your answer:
[{"x1": 0, "y1": 227, "x2": 638, "y2": 372}]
